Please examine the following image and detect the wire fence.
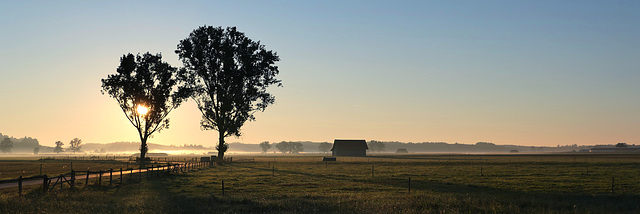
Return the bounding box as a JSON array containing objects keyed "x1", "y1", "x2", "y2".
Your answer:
[{"x1": 0, "y1": 161, "x2": 212, "y2": 197}]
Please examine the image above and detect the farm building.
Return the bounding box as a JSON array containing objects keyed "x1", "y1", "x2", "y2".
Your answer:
[
  {"x1": 395, "y1": 148, "x2": 408, "y2": 153},
  {"x1": 331, "y1": 139, "x2": 368, "y2": 156}
]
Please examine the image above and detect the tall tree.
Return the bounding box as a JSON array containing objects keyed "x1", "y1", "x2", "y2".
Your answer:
[
  {"x1": 54, "y1": 141, "x2": 64, "y2": 154},
  {"x1": 291, "y1": 142, "x2": 304, "y2": 154},
  {"x1": 176, "y1": 26, "x2": 281, "y2": 162},
  {"x1": 275, "y1": 141, "x2": 291, "y2": 154},
  {"x1": 101, "y1": 52, "x2": 190, "y2": 166},
  {"x1": 259, "y1": 141, "x2": 271, "y2": 153},
  {"x1": 275, "y1": 141, "x2": 303, "y2": 154},
  {"x1": 0, "y1": 138, "x2": 13, "y2": 153},
  {"x1": 318, "y1": 142, "x2": 332, "y2": 154},
  {"x1": 69, "y1": 138, "x2": 82, "y2": 154},
  {"x1": 368, "y1": 141, "x2": 386, "y2": 153}
]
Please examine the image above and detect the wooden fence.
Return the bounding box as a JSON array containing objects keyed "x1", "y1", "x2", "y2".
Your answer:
[{"x1": 0, "y1": 161, "x2": 212, "y2": 196}]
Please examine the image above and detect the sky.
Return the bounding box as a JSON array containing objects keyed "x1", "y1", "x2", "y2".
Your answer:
[{"x1": 1, "y1": 1, "x2": 639, "y2": 147}]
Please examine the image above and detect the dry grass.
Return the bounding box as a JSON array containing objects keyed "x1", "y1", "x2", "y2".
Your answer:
[{"x1": 1, "y1": 153, "x2": 640, "y2": 213}]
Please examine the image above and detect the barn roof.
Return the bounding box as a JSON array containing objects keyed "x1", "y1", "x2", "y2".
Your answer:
[{"x1": 331, "y1": 139, "x2": 368, "y2": 151}]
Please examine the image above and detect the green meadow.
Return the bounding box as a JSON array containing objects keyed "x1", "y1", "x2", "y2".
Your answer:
[{"x1": 1, "y1": 154, "x2": 640, "y2": 213}]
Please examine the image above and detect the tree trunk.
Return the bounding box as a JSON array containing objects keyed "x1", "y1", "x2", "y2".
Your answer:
[
  {"x1": 217, "y1": 131, "x2": 225, "y2": 163},
  {"x1": 140, "y1": 138, "x2": 147, "y2": 168}
]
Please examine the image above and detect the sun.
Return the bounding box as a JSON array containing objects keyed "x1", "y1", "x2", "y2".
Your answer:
[{"x1": 137, "y1": 105, "x2": 149, "y2": 115}]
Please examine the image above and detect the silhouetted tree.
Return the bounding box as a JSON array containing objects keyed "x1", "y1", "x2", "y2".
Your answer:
[
  {"x1": 318, "y1": 142, "x2": 331, "y2": 154},
  {"x1": 54, "y1": 141, "x2": 64, "y2": 154},
  {"x1": 275, "y1": 141, "x2": 303, "y2": 154},
  {"x1": 259, "y1": 141, "x2": 271, "y2": 153},
  {"x1": 69, "y1": 138, "x2": 82, "y2": 154},
  {"x1": 291, "y1": 142, "x2": 304, "y2": 154},
  {"x1": 0, "y1": 138, "x2": 13, "y2": 153},
  {"x1": 368, "y1": 141, "x2": 385, "y2": 153},
  {"x1": 176, "y1": 26, "x2": 281, "y2": 162},
  {"x1": 101, "y1": 53, "x2": 190, "y2": 167},
  {"x1": 276, "y1": 141, "x2": 288, "y2": 153},
  {"x1": 616, "y1": 143, "x2": 628, "y2": 148},
  {"x1": 33, "y1": 146, "x2": 40, "y2": 155},
  {"x1": 275, "y1": 141, "x2": 290, "y2": 154}
]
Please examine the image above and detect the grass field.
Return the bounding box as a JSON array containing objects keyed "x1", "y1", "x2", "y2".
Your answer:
[{"x1": 1, "y1": 154, "x2": 640, "y2": 213}]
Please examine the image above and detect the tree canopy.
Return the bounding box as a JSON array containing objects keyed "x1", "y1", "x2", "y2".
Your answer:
[
  {"x1": 318, "y1": 142, "x2": 332, "y2": 154},
  {"x1": 259, "y1": 141, "x2": 271, "y2": 153},
  {"x1": 101, "y1": 52, "x2": 190, "y2": 165},
  {"x1": 275, "y1": 141, "x2": 303, "y2": 154},
  {"x1": 54, "y1": 141, "x2": 64, "y2": 154},
  {"x1": 0, "y1": 138, "x2": 13, "y2": 153},
  {"x1": 69, "y1": 138, "x2": 82, "y2": 154},
  {"x1": 368, "y1": 141, "x2": 386, "y2": 153},
  {"x1": 176, "y1": 26, "x2": 281, "y2": 162}
]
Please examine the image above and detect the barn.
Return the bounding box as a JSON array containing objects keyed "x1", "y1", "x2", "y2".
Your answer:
[
  {"x1": 331, "y1": 139, "x2": 368, "y2": 156},
  {"x1": 395, "y1": 148, "x2": 408, "y2": 154}
]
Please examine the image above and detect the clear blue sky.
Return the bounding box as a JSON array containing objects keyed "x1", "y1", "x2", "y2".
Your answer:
[{"x1": 1, "y1": 1, "x2": 639, "y2": 147}]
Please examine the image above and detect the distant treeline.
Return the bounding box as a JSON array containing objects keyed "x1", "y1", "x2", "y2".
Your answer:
[
  {"x1": 367, "y1": 140, "x2": 637, "y2": 153},
  {"x1": 0, "y1": 132, "x2": 42, "y2": 153},
  {"x1": 252, "y1": 141, "x2": 636, "y2": 154},
  {"x1": 1, "y1": 130, "x2": 633, "y2": 154}
]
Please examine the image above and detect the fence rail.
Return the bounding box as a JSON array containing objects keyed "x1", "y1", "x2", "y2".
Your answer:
[{"x1": 0, "y1": 161, "x2": 214, "y2": 196}]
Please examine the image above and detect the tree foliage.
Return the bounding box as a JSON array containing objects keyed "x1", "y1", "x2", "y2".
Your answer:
[
  {"x1": 69, "y1": 138, "x2": 82, "y2": 154},
  {"x1": 54, "y1": 141, "x2": 64, "y2": 154},
  {"x1": 0, "y1": 138, "x2": 13, "y2": 153},
  {"x1": 368, "y1": 141, "x2": 386, "y2": 153},
  {"x1": 275, "y1": 141, "x2": 303, "y2": 154},
  {"x1": 616, "y1": 143, "x2": 628, "y2": 148},
  {"x1": 318, "y1": 142, "x2": 332, "y2": 153},
  {"x1": 101, "y1": 52, "x2": 190, "y2": 166},
  {"x1": 259, "y1": 141, "x2": 271, "y2": 153},
  {"x1": 176, "y1": 26, "x2": 281, "y2": 161}
]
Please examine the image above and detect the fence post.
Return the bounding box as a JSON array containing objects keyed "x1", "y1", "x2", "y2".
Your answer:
[
  {"x1": 42, "y1": 175, "x2": 48, "y2": 193},
  {"x1": 586, "y1": 164, "x2": 589, "y2": 175},
  {"x1": 120, "y1": 168, "x2": 123, "y2": 184},
  {"x1": 98, "y1": 171, "x2": 102, "y2": 185},
  {"x1": 85, "y1": 171, "x2": 90, "y2": 186},
  {"x1": 18, "y1": 176, "x2": 23, "y2": 196},
  {"x1": 109, "y1": 169, "x2": 113, "y2": 186},
  {"x1": 71, "y1": 170, "x2": 75, "y2": 189},
  {"x1": 611, "y1": 177, "x2": 615, "y2": 195}
]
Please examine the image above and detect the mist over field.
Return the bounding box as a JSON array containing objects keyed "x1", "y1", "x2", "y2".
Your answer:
[{"x1": 2, "y1": 131, "x2": 635, "y2": 155}]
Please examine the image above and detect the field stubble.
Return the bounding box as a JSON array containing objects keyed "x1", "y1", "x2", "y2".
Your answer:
[{"x1": 1, "y1": 154, "x2": 640, "y2": 213}]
